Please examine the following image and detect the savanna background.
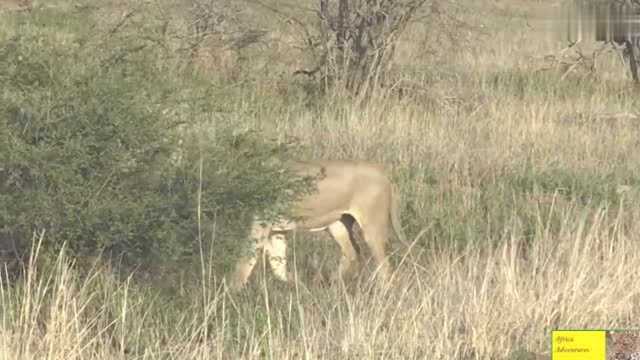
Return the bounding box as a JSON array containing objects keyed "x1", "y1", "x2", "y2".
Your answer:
[{"x1": 2, "y1": 0, "x2": 640, "y2": 359}]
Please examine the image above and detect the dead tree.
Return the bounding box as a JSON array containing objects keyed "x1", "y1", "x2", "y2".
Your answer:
[{"x1": 298, "y1": 0, "x2": 428, "y2": 97}]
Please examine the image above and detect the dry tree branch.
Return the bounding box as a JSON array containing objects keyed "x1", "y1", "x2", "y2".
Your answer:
[{"x1": 250, "y1": 0, "x2": 319, "y2": 51}]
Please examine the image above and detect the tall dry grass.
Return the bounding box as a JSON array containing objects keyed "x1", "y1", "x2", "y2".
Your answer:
[{"x1": 3, "y1": 203, "x2": 640, "y2": 359}]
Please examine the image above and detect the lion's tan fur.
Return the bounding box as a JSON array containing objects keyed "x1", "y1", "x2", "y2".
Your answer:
[{"x1": 232, "y1": 160, "x2": 406, "y2": 289}]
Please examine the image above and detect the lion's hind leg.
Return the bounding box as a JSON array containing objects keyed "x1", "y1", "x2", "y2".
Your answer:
[{"x1": 328, "y1": 219, "x2": 360, "y2": 282}]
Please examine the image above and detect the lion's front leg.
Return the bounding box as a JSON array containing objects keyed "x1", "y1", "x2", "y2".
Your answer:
[
  {"x1": 231, "y1": 219, "x2": 270, "y2": 290},
  {"x1": 263, "y1": 233, "x2": 293, "y2": 284},
  {"x1": 232, "y1": 254, "x2": 258, "y2": 290}
]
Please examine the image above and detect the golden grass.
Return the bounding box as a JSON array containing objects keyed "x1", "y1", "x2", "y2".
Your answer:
[{"x1": 4, "y1": 204, "x2": 640, "y2": 359}]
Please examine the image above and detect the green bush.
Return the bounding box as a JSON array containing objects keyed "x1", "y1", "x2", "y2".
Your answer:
[{"x1": 0, "y1": 6, "x2": 311, "y2": 268}]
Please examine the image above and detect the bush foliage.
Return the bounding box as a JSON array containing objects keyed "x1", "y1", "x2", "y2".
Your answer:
[{"x1": 0, "y1": 5, "x2": 311, "y2": 267}]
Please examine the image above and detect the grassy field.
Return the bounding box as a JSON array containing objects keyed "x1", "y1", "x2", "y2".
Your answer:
[{"x1": 3, "y1": 0, "x2": 640, "y2": 359}]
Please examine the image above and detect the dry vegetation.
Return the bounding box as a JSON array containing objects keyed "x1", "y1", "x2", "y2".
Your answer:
[{"x1": 3, "y1": 0, "x2": 640, "y2": 359}]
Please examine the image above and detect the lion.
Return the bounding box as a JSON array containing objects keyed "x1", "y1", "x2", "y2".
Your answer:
[{"x1": 231, "y1": 160, "x2": 406, "y2": 290}]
